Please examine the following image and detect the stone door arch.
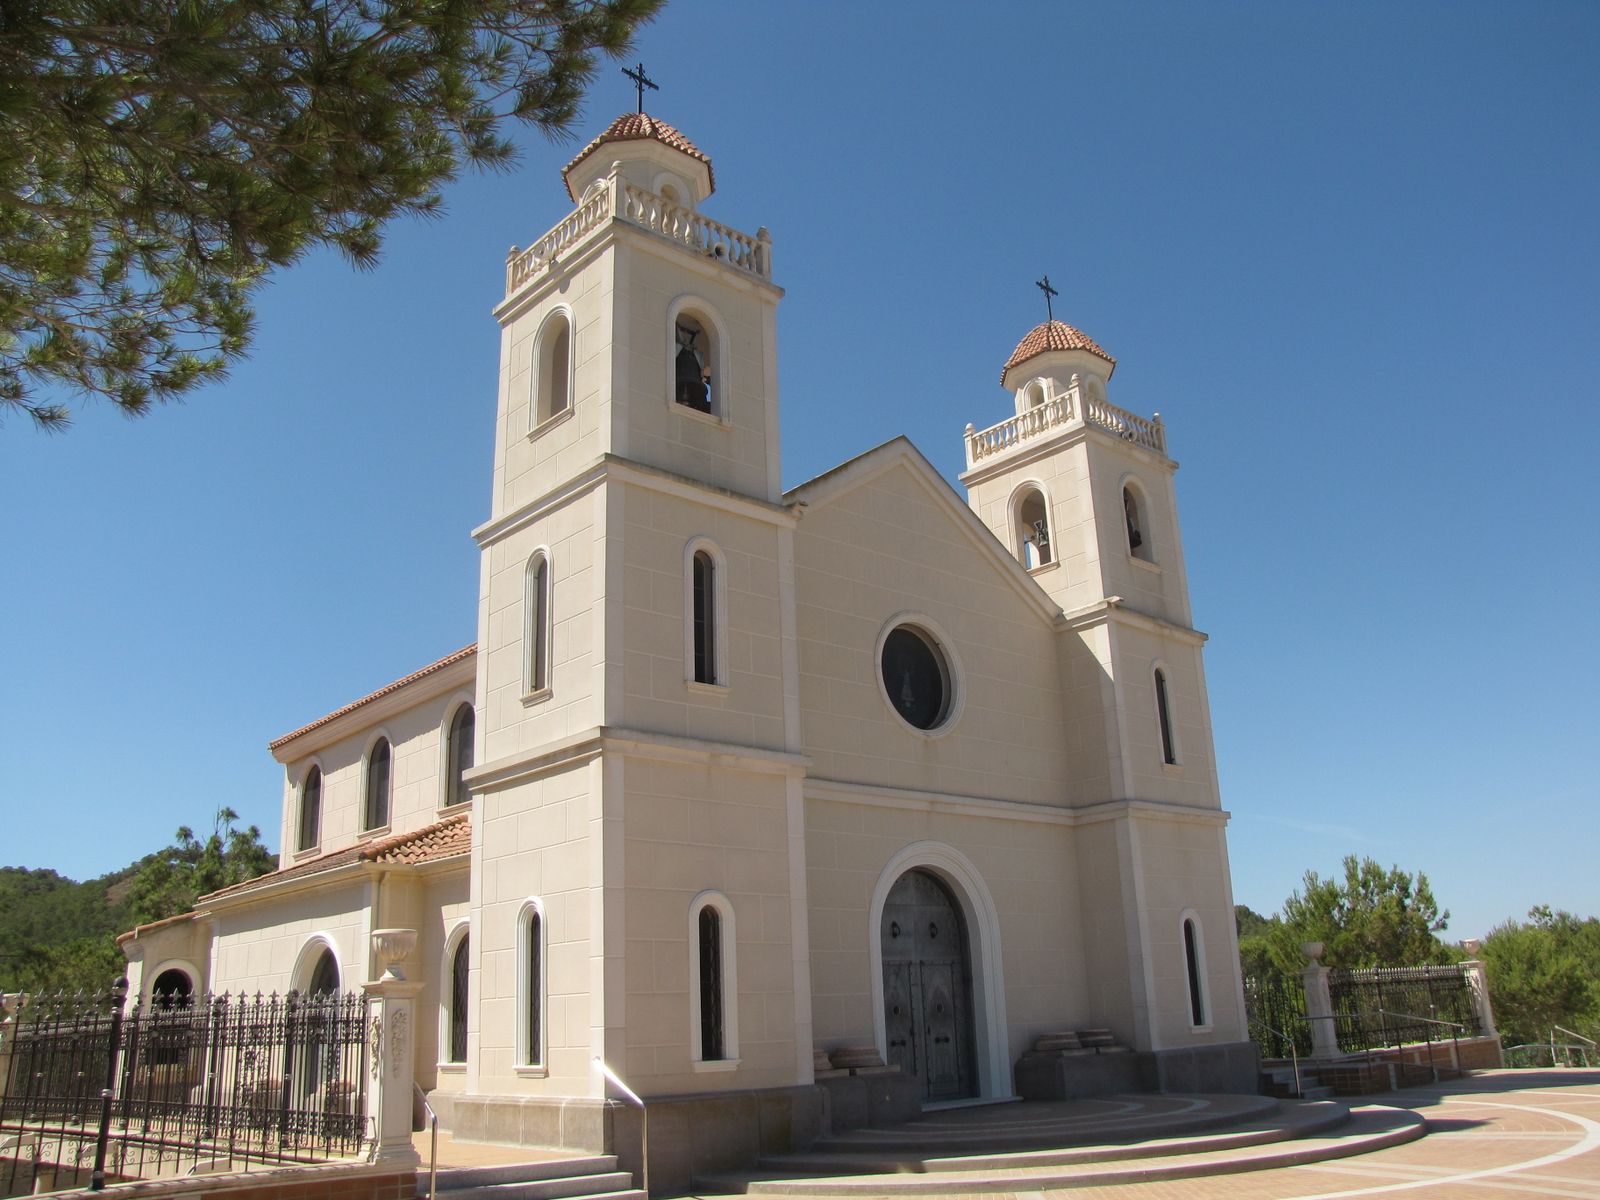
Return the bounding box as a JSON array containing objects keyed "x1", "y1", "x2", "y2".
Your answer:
[{"x1": 868, "y1": 842, "x2": 1011, "y2": 1102}]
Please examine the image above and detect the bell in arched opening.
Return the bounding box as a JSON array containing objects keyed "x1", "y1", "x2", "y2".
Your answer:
[{"x1": 675, "y1": 319, "x2": 711, "y2": 412}]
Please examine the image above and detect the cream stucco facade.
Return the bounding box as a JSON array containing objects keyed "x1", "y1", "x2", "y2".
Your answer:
[{"x1": 120, "y1": 112, "x2": 1252, "y2": 1154}]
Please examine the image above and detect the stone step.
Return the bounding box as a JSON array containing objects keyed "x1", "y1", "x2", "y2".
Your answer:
[
  {"x1": 745, "y1": 1099, "x2": 1349, "y2": 1178},
  {"x1": 424, "y1": 1170, "x2": 636, "y2": 1200},
  {"x1": 807, "y1": 1093, "x2": 1280, "y2": 1154},
  {"x1": 718, "y1": 1105, "x2": 1424, "y2": 1195},
  {"x1": 428, "y1": 1157, "x2": 621, "y2": 1192}
]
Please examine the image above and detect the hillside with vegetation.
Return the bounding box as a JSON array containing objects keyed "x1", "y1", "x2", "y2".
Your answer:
[{"x1": 0, "y1": 809, "x2": 273, "y2": 994}]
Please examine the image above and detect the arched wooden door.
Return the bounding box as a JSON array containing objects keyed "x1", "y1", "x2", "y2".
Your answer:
[{"x1": 881, "y1": 869, "x2": 977, "y2": 1101}]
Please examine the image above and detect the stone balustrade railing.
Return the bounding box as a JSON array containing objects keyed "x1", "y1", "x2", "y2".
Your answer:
[
  {"x1": 965, "y1": 386, "x2": 1166, "y2": 467},
  {"x1": 966, "y1": 395, "x2": 1074, "y2": 464},
  {"x1": 504, "y1": 173, "x2": 770, "y2": 302},
  {"x1": 620, "y1": 183, "x2": 769, "y2": 277},
  {"x1": 1083, "y1": 393, "x2": 1165, "y2": 453}
]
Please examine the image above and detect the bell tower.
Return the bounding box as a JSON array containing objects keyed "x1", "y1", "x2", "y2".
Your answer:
[
  {"x1": 960, "y1": 317, "x2": 1218, "y2": 809},
  {"x1": 465, "y1": 110, "x2": 809, "y2": 1106}
]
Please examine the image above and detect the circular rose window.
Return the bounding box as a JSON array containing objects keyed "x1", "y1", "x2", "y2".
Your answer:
[{"x1": 880, "y1": 625, "x2": 952, "y2": 730}]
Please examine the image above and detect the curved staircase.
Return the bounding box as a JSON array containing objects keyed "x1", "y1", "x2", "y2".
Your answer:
[{"x1": 701, "y1": 1093, "x2": 1425, "y2": 1196}]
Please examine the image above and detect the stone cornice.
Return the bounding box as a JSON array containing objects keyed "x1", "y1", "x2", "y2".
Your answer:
[
  {"x1": 805, "y1": 777, "x2": 1228, "y2": 828},
  {"x1": 1056, "y1": 596, "x2": 1208, "y2": 646},
  {"x1": 467, "y1": 725, "x2": 808, "y2": 794},
  {"x1": 474, "y1": 454, "x2": 795, "y2": 549}
]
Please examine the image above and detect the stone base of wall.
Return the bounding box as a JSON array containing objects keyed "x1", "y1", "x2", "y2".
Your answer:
[
  {"x1": 1139, "y1": 1040, "x2": 1261, "y2": 1095},
  {"x1": 814, "y1": 1071, "x2": 922, "y2": 1129},
  {"x1": 449, "y1": 1084, "x2": 826, "y2": 1196},
  {"x1": 610, "y1": 1084, "x2": 824, "y2": 1196},
  {"x1": 448, "y1": 1093, "x2": 615, "y2": 1153}
]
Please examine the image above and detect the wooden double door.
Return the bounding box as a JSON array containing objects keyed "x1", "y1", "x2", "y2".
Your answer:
[{"x1": 881, "y1": 869, "x2": 977, "y2": 1101}]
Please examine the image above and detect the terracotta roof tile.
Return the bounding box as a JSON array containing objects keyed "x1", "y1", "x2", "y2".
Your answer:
[
  {"x1": 269, "y1": 646, "x2": 476, "y2": 752},
  {"x1": 563, "y1": 111, "x2": 714, "y2": 199},
  {"x1": 1002, "y1": 320, "x2": 1116, "y2": 383},
  {"x1": 199, "y1": 813, "x2": 472, "y2": 903}
]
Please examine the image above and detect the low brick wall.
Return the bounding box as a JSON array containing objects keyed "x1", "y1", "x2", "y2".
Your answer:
[
  {"x1": 1308, "y1": 1034, "x2": 1502, "y2": 1095},
  {"x1": 56, "y1": 1162, "x2": 414, "y2": 1200}
]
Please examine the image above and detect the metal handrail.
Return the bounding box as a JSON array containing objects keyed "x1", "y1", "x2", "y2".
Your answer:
[
  {"x1": 593, "y1": 1057, "x2": 648, "y2": 1197},
  {"x1": 1248, "y1": 1015, "x2": 1303, "y2": 1097},
  {"x1": 1553, "y1": 1025, "x2": 1597, "y2": 1048},
  {"x1": 413, "y1": 1083, "x2": 437, "y2": 1200},
  {"x1": 1374, "y1": 1009, "x2": 1467, "y2": 1031}
]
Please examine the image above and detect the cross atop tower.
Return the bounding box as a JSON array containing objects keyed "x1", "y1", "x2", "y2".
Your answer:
[
  {"x1": 1035, "y1": 275, "x2": 1059, "y2": 323},
  {"x1": 622, "y1": 62, "x2": 658, "y2": 113}
]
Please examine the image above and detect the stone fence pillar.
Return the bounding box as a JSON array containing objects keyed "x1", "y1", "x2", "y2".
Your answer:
[
  {"x1": 364, "y1": 929, "x2": 422, "y2": 1170},
  {"x1": 0, "y1": 993, "x2": 22, "y2": 1097},
  {"x1": 1300, "y1": 942, "x2": 1340, "y2": 1058},
  {"x1": 1458, "y1": 957, "x2": 1497, "y2": 1037}
]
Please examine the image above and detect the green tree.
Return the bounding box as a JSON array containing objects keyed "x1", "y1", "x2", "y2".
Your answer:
[
  {"x1": 2, "y1": 0, "x2": 662, "y2": 429},
  {"x1": 126, "y1": 807, "x2": 275, "y2": 926},
  {"x1": 1235, "y1": 904, "x2": 1281, "y2": 978},
  {"x1": 1481, "y1": 907, "x2": 1600, "y2": 1047},
  {"x1": 1264, "y1": 855, "x2": 1454, "y2": 974}
]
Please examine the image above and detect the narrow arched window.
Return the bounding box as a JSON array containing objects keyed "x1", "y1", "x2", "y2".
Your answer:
[
  {"x1": 1183, "y1": 917, "x2": 1206, "y2": 1026},
  {"x1": 525, "y1": 552, "x2": 551, "y2": 694},
  {"x1": 692, "y1": 550, "x2": 716, "y2": 683},
  {"x1": 449, "y1": 932, "x2": 470, "y2": 1063},
  {"x1": 520, "y1": 905, "x2": 543, "y2": 1066},
  {"x1": 364, "y1": 738, "x2": 391, "y2": 830},
  {"x1": 307, "y1": 947, "x2": 339, "y2": 995},
  {"x1": 674, "y1": 315, "x2": 713, "y2": 414},
  {"x1": 698, "y1": 907, "x2": 724, "y2": 1061},
  {"x1": 1023, "y1": 381, "x2": 1046, "y2": 411},
  {"x1": 1015, "y1": 488, "x2": 1052, "y2": 568},
  {"x1": 446, "y1": 704, "x2": 474, "y2": 808},
  {"x1": 535, "y1": 311, "x2": 572, "y2": 426},
  {"x1": 1124, "y1": 485, "x2": 1151, "y2": 560},
  {"x1": 298, "y1": 767, "x2": 322, "y2": 851},
  {"x1": 1155, "y1": 668, "x2": 1177, "y2": 765}
]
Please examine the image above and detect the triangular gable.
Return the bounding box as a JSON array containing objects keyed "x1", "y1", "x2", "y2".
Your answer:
[{"x1": 785, "y1": 436, "x2": 1062, "y2": 624}]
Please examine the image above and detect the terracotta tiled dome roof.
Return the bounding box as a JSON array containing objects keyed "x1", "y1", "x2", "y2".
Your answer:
[
  {"x1": 563, "y1": 112, "x2": 715, "y2": 199},
  {"x1": 1002, "y1": 320, "x2": 1116, "y2": 383}
]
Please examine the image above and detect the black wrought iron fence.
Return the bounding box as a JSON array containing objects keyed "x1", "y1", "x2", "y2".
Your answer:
[
  {"x1": 1328, "y1": 964, "x2": 1481, "y2": 1054},
  {"x1": 1242, "y1": 969, "x2": 1310, "y2": 1059},
  {"x1": 1, "y1": 980, "x2": 370, "y2": 1196}
]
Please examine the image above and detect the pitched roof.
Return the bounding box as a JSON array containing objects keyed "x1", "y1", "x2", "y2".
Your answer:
[
  {"x1": 1002, "y1": 320, "x2": 1116, "y2": 382},
  {"x1": 269, "y1": 645, "x2": 476, "y2": 752},
  {"x1": 199, "y1": 813, "x2": 472, "y2": 903},
  {"x1": 563, "y1": 111, "x2": 715, "y2": 199}
]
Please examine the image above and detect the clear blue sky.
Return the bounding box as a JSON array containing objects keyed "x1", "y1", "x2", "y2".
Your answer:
[{"x1": 2, "y1": 1, "x2": 1596, "y2": 941}]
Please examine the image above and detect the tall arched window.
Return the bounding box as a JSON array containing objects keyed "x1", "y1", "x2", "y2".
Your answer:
[
  {"x1": 448, "y1": 932, "x2": 470, "y2": 1063},
  {"x1": 364, "y1": 738, "x2": 391, "y2": 830},
  {"x1": 1182, "y1": 915, "x2": 1208, "y2": 1027},
  {"x1": 297, "y1": 767, "x2": 322, "y2": 851},
  {"x1": 698, "y1": 907, "x2": 724, "y2": 1060},
  {"x1": 1123, "y1": 484, "x2": 1151, "y2": 561},
  {"x1": 1154, "y1": 668, "x2": 1177, "y2": 765},
  {"x1": 1014, "y1": 487, "x2": 1052, "y2": 568},
  {"x1": 446, "y1": 704, "x2": 474, "y2": 808},
  {"x1": 692, "y1": 549, "x2": 716, "y2": 684},
  {"x1": 534, "y1": 310, "x2": 572, "y2": 427},
  {"x1": 689, "y1": 892, "x2": 738, "y2": 1067},
  {"x1": 525, "y1": 551, "x2": 551, "y2": 695},
  {"x1": 518, "y1": 902, "x2": 544, "y2": 1067},
  {"x1": 307, "y1": 947, "x2": 340, "y2": 994}
]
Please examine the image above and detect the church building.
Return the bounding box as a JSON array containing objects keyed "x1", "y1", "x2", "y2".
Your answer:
[{"x1": 120, "y1": 109, "x2": 1253, "y2": 1169}]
